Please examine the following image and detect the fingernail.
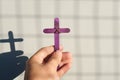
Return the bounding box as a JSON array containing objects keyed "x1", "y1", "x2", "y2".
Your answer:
[
  {"x1": 60, "y1": 45, "x2": 63, "y2": 50},
  {"x1": 56, "y1": 50, "x2": 61, "y2": 54}
]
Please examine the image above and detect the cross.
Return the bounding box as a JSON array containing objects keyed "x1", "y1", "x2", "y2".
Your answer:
[
  {"x1": 43, "y1": 18, "x2": 70, "y2": 51},
  {"x1": 0, "y1": 31, "x2": 23, "y2": 52}
]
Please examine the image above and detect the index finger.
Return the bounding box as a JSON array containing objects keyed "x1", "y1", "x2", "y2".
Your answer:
[
  {"x1": 31, "y1": 45, "x2": 54, "y2": 63},
  {"x1": 29, "y1": 45, "x2": 63, "y2": 64}
]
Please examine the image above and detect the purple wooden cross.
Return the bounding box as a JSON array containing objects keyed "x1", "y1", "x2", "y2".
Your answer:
[{"x1": 43, "y1": 18, "x2": 70, "y2": 51}]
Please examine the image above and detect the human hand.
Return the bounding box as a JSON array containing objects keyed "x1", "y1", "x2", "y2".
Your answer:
[{"x1": 24, "y1": 45, "x2": 72, "y2": 80}]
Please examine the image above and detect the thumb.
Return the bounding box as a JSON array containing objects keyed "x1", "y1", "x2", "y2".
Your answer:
[{"x1": 47, "y1": 50, "x2": 62, "y2": 68}]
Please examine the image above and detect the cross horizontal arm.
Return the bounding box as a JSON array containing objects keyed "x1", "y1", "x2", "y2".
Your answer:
[
  {"x1": 0, "y1": 39, "x2": 10, "y2": 42},
  {"x1": 0, "y1": 38, "x2": 23, "y2": 43},
  {"x1": 43, "y1": 28, "x2": 56, "y2": 33},
  {"x1": 59, "y1": 28, "x2": 70, "y2": 33},
  {"x1": 14, "y1": 38, "x2": 23, "y2": 42}
]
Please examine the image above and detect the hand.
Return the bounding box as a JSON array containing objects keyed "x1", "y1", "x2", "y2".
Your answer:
[{"x1": 24, "y1": 45, "x2": 72, "y2": 80}]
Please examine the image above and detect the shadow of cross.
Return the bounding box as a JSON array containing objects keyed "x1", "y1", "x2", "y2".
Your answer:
[
  {"x1": 0, "y1": 31, "x2": 23, "y2": 52},
  {"x1": 0, "y1": 31, "x2": 28, "y2": 80},
  {"x1": 43, "y1": 18, "x2": 70, "y2": 51}
]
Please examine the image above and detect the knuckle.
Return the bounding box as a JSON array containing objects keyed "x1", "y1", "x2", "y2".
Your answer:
[
  {"x1": 67, "y1": 63, "x2": 72, "y2": 69},
  {"x1": 45, "y1": 66, "x2": 55, "y2": 73},
  {"x1": 49, "y1": 61, "x2": 57, "y2": 67},
  {"x1": 40, "y1": 47, "x2": 49, "y2": 53},
  {"x1": 27, "y1": 56, "x2": 39, "y2": 64},
  {"x1": 40, "y1": 47, "x2": 46, "y2": 51}
]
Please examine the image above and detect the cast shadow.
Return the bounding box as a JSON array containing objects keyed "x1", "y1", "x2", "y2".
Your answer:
[
  {"x1": 0, "y1": 51, "x2": 28, "y2": 80},
  {"x1": 0, "y1": 31, "x2": 28, "y2": 80}
]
